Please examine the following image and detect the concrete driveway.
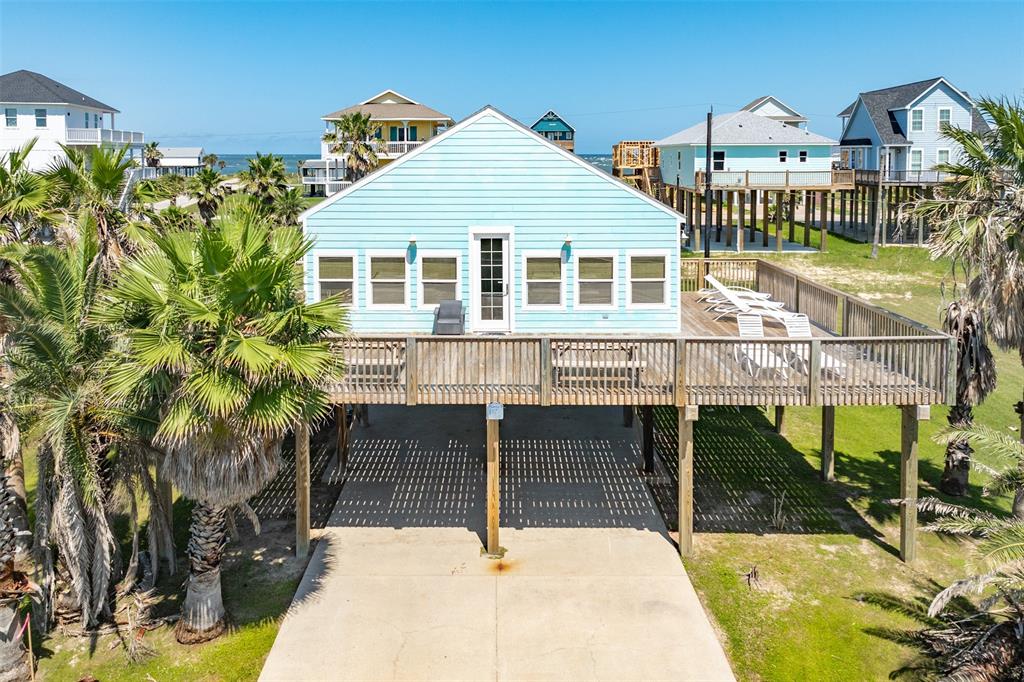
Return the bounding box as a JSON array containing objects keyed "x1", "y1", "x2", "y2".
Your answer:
[{"x1": 260, "y1": 406, "x2": 734, "y2": 682}]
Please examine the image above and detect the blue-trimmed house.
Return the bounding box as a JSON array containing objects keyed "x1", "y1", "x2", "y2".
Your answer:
[
  {"x1": 654, "y1": 110, "x2": 837, "y2": 188},
  {"x1": 300, "y1": 105, "x2": 685, "y2": 335},
  {"x1": 530, "y1": 110, "x2": 575, "y2": 153},
  {"x1": 837, "y1": 77, "x2": 990, "y2": 176}
]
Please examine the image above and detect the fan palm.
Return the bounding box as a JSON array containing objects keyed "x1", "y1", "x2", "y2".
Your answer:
[
  {"x1": 186, "y1": 167, "x2": 226, "y2": 226},
  {"x1": 45, "y1": 144, "x2": 134, "y2": 277},
  {"x1": 0, "y1": 219, "x2": 171, "y2": 631},
  {"x1": 143, "y1": 141, "x2": 163, "y2": 168},
  {"x1": 97, "y1": 204, "x2": 346, "y2": 643},
  {"x1": 238, "y1": 152, "x2": 287, "y2": 209},
  {"x1": 939, "y1": 301, "x2": 996, "y2": 495},
  {"x1": 273, "y1": 186, "x2": 305, "y2": 226},
  {"x1": 0, "y1": 138, "x2": 58, "y2": 246}
]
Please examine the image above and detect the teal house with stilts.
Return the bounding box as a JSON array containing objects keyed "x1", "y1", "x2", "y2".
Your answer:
[{"x1": 530, "y1": 110, "x2": 576, "y2": 153}]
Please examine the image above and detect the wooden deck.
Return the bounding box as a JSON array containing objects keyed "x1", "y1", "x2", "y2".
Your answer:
[{"x1": 326, "y1": 259, "x2": 953, "y2": 410}]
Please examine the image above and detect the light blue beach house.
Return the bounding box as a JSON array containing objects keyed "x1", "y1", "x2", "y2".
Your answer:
[
  {"x1": 654, "y1": 109, "x2": 837, "y2": 188},
  {"x1": 300, "y1": 105, "x2": 685, "y2": 335},
  {"x1": 837, "y1": 77, "x2": 990, "y2": 178}
]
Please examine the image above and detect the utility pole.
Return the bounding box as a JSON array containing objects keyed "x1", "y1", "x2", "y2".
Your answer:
[
  {"x1": 703, "y1": 109, "x2": 713, "y2": 260},
  {"x1": 870, "y1": 150, "x2": 887, "y2": 259}
]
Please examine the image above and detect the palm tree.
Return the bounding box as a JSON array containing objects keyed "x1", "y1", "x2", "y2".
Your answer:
[
  {"x1": 187, "y1": 167, "x2": 226, "y2": 226},
  {"x1": 938, "y1": 301, "x2": 996, "y2": 495},
  {"x1": 273, "y1": 185, "x2": 305, "y2": 226},
  {"x1": 911, "y1": 97, "x2": 1024, "y2": 500},
  {"x1": 45, "y1": 144, "x2": 134, "y2": 277},
  {"x1": 98, "y1": 204, "x2": 346, "y2": 643},
  {"x1": 238, "y1": 152, "x2": 288, "y2": 209},
  {"x1": 201, "y1": 152, "x2": 219, "y2": 169},
  {"x1": 0, "y1": 138, "x2": 58, "y2": 245},
  {"x1": 0, "y1": 221, "x2": 171, "y2": 631},
  {"x1": 143, "y1": 141, "x2": 163, "y2": 168},
  {"x1": 323, "y1": 113, "x2": 384, "y2": 182}
]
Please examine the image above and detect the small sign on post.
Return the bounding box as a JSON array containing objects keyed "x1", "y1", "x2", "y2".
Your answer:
[{"x1": 486, "y1": 402, "x2": 504, "y2": 421}]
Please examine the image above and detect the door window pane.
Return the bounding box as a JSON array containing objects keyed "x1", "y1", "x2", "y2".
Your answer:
[
  {"x1": 578, "y1": 256, "x2": 614, "y2": 306},
  {"x1": 479, "y1": 238, "x2": 505, "y2": 321},
  {"x1": 630, "y1": 256, "x2": 666, "y2": 305},
  {"x1": 370, "y1": 256, "x2": 406, "y2": 305},
  {"x1": 421, "y1": 256, "x2": 457, "y2": 305},
  {"x1": 525, "y1": 257, "x2": 562, "y2": 306}
]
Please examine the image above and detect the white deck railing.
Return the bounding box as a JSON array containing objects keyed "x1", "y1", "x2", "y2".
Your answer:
[{"x1": 65, "y1": 128, "x2": 144, "y2": 145}]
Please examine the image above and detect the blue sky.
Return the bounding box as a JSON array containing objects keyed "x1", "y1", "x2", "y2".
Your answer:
[{"x1": 2, "y1": 1, "x2": 1022, "y2": 154}]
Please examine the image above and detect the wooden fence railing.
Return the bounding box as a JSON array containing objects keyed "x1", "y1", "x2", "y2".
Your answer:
[{"x1": 693, "y1": 169, "x2": 856, "y2": 189}]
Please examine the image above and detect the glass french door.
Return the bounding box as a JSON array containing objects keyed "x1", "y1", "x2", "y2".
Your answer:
[{"x1": 472, "y1": 235, "x2": 511, "y2": 332}]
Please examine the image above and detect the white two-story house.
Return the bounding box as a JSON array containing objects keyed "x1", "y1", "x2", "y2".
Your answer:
[
  {"x1": 837, "y1": 77, "x2": 989, "y2": 180},
  {"x1": 0, "y1": 70, "x2": 145, "y2": 171}
]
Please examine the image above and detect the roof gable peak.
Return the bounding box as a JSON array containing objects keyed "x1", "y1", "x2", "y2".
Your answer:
[{"x1": 361, "y1": 89, "x2": 419, "y2": 106}]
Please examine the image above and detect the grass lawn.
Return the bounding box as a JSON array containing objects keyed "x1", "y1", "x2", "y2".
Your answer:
[{"x1": 671, "y1": 225, "x2": 1021, "y2": 681}]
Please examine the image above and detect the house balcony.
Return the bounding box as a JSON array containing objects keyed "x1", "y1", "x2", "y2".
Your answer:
[
  {"x1": 692, "y1": 169, "x2": 856, "y2": 191},
  {"x1": 854, "y1": 169, "x2": 949, "y2": 185},
  {"x1": 65, "y1": 127, "x2": 144, "y2": 146},
  {"x1": 377, "y1": 140, "x2": 425, "y2": 159}
]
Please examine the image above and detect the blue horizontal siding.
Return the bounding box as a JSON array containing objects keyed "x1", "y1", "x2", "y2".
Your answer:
[{"x1": 305, "y1": 113, "x2": 681, "y2": 334}]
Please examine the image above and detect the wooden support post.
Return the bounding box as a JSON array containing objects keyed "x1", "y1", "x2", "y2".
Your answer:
[
  {"x1": 642, "y1": 406, "x2": 655, "y2": 473},
  {"x1": 725, "y1": 191, "x2": 733, "y2": 248},
  {"x1": 737, "y1": 191, "x2": 745, "y2": 252},
  {"x1": 774, "y1": 405, "x2": 786, "y2": 436},
  {"x1": 623, "y1": 405, "x2": 634, "y2": 427},
  {"x1": 692, "y1": 192, "x2": 701, "y2": 251},
  {"x1": 839, "y1": 190, "x2": 847, "y2": 234},
  {"x1": 295, "y1": 420, "x2": 311, "y2": 558},
  {"x1": 677, "y1": 404, "x2": 698, "y2": 558},
  {"x1": 821, "y1": 405, "x2": 835, "y2": 481},
  {"x1": 715, "y1": 189, "x2": 724, "y2": 241},
  {"x1": 899, "y1": 405, "x2": 929, "y2": 563},
  {"x1": 748, "y1": 190, "x2": 757, "y2": 243},
  {"x1": 335, "y1": 404, "x2": 349, "y2": 475},
  {"x1": 761, "y1": 190, "x2": 769, "y2": 247},
  {"x1": 803, "y1": 191, "x2": 812, "y2": 247},
  {"x1": 775, "y1": 191, "x2": 784, "y2": 252},
  {"x1": 821, "y1": 192, "x2": 830, "y2": 252},
  {"x1": 787, "y1": 190, "x2": 796, "y2": 242},
  {"x1": 486, "y1": 415, "x2": 501, "y2": 555}
]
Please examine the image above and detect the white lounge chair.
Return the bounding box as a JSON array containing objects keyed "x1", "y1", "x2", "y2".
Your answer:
[
  {"x1": 782, "y1": 314, "x2": 848, "y2": 378},
  {"x1": 696, "y1": 275, "x2": 773, "y2": 303},
  {"x1": 734, "y1": 314, "x2": 790, "y2": 379},
  {"x1": 704, "y1": 274, "x2": 796, "y2": 321}
]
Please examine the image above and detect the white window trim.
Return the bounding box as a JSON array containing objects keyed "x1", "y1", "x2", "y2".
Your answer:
[
  {"x1": 798, "y1": 150, "x2": 808, "y2": 163},
  {"x1": 365, "y1": 249, "x2": 411, "y2": 310},
  {"x1": 573, "y1": 251, "x2": 618, "y2": 311},
  {"x1": 416, "y1": 250, "x2": 462, "y2": 309},
  {"x1": 910, "y1": 108, "x2": 924, "y2": 133},
  {"x1": 937, "y1": 107, "x2": 952, "y2": 130},
  {"x1": 626, "y1": 250, "x2": 672, "y2": 310},
  {"x1": 778, "y1": 150, "x2": 788, "y2": 163},
  {"x1": 521, "y1": 249, "x2": 566, "y2": 311},
  {"x1": 4, "y1": 108, "x2": 15, "y2": 128},
  {"x1": 34, "y1": 108, "x2": 46, "y2": 128},
  {"x1": 712, "y1": 150, "x2": 726, "y2": 171},
  {"x1": 935, "y1": 147, "x2": 951, "y2": 168},
  {"x1": 467, "y1": 226, "x2": 515, "y2": 333},
  {"x1": 909, "y1": 148, "x2": 923, "y2": 172},
  {"x1": 313, "y1": 250, "x2": 359, "y2": 307}
]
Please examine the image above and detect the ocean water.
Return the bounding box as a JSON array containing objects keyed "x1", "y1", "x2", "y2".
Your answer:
[{"x1": 209, "y1": 152, "x2": 613, "y2": 176}]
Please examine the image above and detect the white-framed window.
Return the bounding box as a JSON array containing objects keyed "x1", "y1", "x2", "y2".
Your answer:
[
  {"x1": 627, "y1": 253, "x2": 669, "y2": 308},
  {"x1": 523, "y1": 252, "x2": 564, "y2": 309},
  {"x1": 798, "y1": 150, "x2": 808, "y2": 163},
  {"x1": 418, "y1": 252, "x2": 460, "y2": 307},
  {"x1": 315, "y1": 253, "x2": 357, "y2": 306},
  {"x1": 34, "y1": 109, "x2": 46, "y2": 128},
  {"x1": 94, "y1": 113, "x2": 99, "y2": 128},
  {"x1": 575, "y1": 253, "x2": 617, "y2": 309},
  {"x1": 910, "y1": 109, "x2": 923, "y2": 132},
  {"x1": 778, "y1": 150, "x2": 788, "y2": 163},
  {"x1": 936, "y1": 148, "x2": 951, "y2": 167},
  {"x1": 367, "y1": 252, "x2": 409, "y2": 308},
  {"x1": 910, "y1": 149, "x2": 923, "y2": 172},
  {"x1": 938, "y1": 108, "x2": 951, "y2": 129},
  {"x1": 84, "y1": 112, "x2": 89, "y2": 128},
  {"x1": 4, "y1": 108, "x2": 15, "y2": 127},
  {"x1": 712, "y1": 150, "x2": 725, "y2": 171}
]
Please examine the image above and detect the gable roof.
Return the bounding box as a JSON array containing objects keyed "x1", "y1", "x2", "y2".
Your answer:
[
  {"x1": 838, "y1": 77, "x2": 985, "y2": 144},
  {"x1": 0, "y1": 70, "x2": 119, "y2": 112},
  {"x1": 322, "y1": 89, "x2": 453, "y2": 122},
  {"x1": 740, "y1": 95, "x2": 807, "y2": 122},
  {"x1": 159, "y1": 147, "x2": 203, "y2": 157},
  {"x1": 531, "y1": 110, "x2": 575, "y2": 133},
  {"x1": 301, "y1": 105, "x2": 685, "y2": 224},
  {"x1": 653, "y1": 110, "x2": 836, "y2": 147}
]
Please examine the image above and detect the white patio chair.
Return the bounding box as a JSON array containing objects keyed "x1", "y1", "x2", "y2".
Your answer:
[
  {"x1": 704, "y1": 274, "x2": 797, "y2": 322},
  {"x1": 782, "y1": 314, "x2": 848, "y2": 378},
  {"x1": 696, "y1": 274, "x2": 773, "y2": 303},
  {"x1": 734, "y1": 314, "x2": 790, "y2": 380}
]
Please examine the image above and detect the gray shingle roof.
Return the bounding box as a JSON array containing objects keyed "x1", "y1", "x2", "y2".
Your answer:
[
  {"x1": 0, "y1": 70, "x2": 119, "y2": 112},
  {"x1": 654, "y1": 110, "x2": 836, "y2": 147}
]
